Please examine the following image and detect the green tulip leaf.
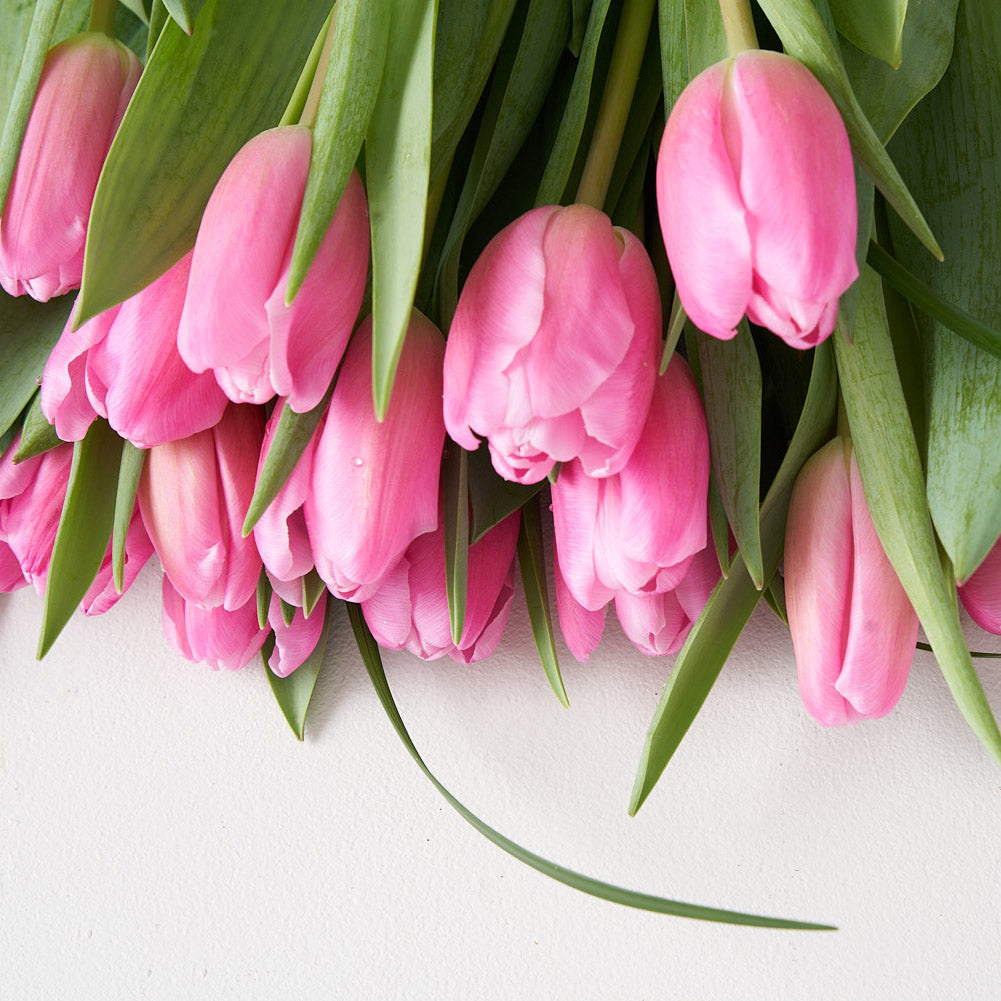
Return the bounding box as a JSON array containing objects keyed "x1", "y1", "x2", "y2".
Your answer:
[
  {"x1": 12, "y1": 392, "x2": 62, "y2": 462},
  {"x1": 280, "y1": 598, "x2": 297, "y2": 628},
  {"x1": 346, "y1": 603, "x2": 831, "y2": 929},
  {"x1": 365, "y1": 0, "x2": 436, "y2": 419},
  {"x1": 834, "y1": 266, "x2": 1001, "y2": 766},
  {"x1": 77, "y1": 0, "x2": 331, "y2": 322},
  {"x1": 145, "y1": 0, "x2": 169, "y2": 61},
  {"x1": 277, "y1": 8, "x2": 333, "y2": 131},
  {"x1": 631, "y1": 340, "x2": 836, "y2": 815},
  {"x1": 467, "y1": 440, "x2": 545, "y2": 544},
  {"x1": 286, "y1": 0, "x2": 389, "y2": 301},
  {"x1": 159, "y1": 0, "x2": 205, "y2": 35},
  {"x1": 302, "y1": 569, "x2": 327, "y2": 619},
  {"x1": 829, "y1": 0, "x2": 907, "y2": 67},
  {"x1": 256, "y1": 569, "x2": 272, "y2": 630},
  {"x1": 658, "y1": 0, "x2": 727, "y2": 110},
  {"x1": 442, "y1": 443, "x2": 469, "y2": 647},
  {"x1": 38, "y1": 419, "x2": 123, "y2": 658},
  {"x1": 111, "y1": 440, "x2": 145, "y2": 593}
]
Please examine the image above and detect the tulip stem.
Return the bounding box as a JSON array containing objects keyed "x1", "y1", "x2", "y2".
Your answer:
[
  {"x1": 88, "y1": 0, "x2": 117, "y2": 36},
  {"x1": 299, "y1": 5, "x2": 339, "y2": 129},
  {"x1": 718, "y1": 0, "x2": 759, "y2": 55},
  {"x1": 575, "y1": 0, "x2": 656, "y2": 211}
]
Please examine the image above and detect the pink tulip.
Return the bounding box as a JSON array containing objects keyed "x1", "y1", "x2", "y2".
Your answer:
[
  {"x1": 0, "y1": 538, "x2": 27, "y2": 592},
  {"x1": 0, "y1": 33, "x2": 141, "y2": 301},
  {"x1": 784, "y1": 437, "x2": 917, "y2": 725},
  {"x1": 551, "y1": 355, "x2": 709, "y2": 611},
  {"x1": 82, "y1": 508, "x2": 154, "y2": 616},
  {"x1": 161, "y1": 577, "x2": 268, "y2": 671},
  {"x1": 443, "y1": 203, "x2": 660, "y2": 484},
  {"x1": 361, "y1": 512, "x2": 519, "y2": 664},
  {"x1": 657, "y1": 51, "x2": 857, "y2": 349},
  {"x1": 267, "y1": 589, "x2": 327, "y2": 677},
  {"x1": 139, "y1": 404, "x2": 264, "y2": 611},
  {"x1": 178, "y1": 126, "x2": 369, "y2": 413},
  {"x1": 958, "y1": 538, "x2": 1001, "y2": 633},
  {"x1": 304, "y1": 312, "x2": 445, "y2": 602},
  {"x1": 41, "y1": 252, "x2": 228, "y2": 447}
]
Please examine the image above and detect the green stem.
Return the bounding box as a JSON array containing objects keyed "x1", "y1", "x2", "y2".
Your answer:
[
  {"x1": 574, "y1": 0, "x2": 655, "y2": 211},
  {"x1": 718, "y1": 0, "x2": 759, "y2": 55},
  {"x1": 299, "y1": 6, "x2": 339, "y2": 129},
  {"x1": 88, "y1": 0, "x2": 117, "y2": 36}
]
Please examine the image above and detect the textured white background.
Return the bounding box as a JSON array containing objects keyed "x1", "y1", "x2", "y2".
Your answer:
[{"x1": 3, "y1": 564, "x2": 1001, "y2": 1000}]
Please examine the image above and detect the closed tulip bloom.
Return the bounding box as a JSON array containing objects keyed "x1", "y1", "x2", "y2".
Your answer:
[
  {"x1": 657, "y1": 51, "x2": 857, "y2": 349},
  {"x1": 0, "y1": 33, "x2": 141, "y2": 301},
  {"x1": 41, "y1": 253, "x2": 228, "y2": 447},
  {"x1": 362, "y1": 512, "x2": 520, "y2": 664},
  {"x1": 785, "y1": 437, "x2": 917, "y2": 726},
  {"x1": 178, "y1": 126, "x2": 369, "y2": 413},
  {"x1": 161, "y1": 578, "x2": 268, "y2": 671},
  {"x1": 139, "y1": 404, "x2": 264, "y2": 611},
  {"x1": 551, "y1": 354, "x2": 709, "y2": 611},
  {"x1": 958, "y1": 538, "x2": 1001, "y2": 633},
  {"x1": 304, "y1": 313, "x2": 445, "y2": 602},
  {"x1": 267, "y1": 589, "x2": 327, "y2": 677},
  {"x1": 443, "y1": 203, "x2": 659, "y2": 484}
]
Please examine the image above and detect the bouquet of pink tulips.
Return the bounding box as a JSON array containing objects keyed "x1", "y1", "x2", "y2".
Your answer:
[{"x1": 2, "y1": 0, "x2": 1000, "y2": 928}]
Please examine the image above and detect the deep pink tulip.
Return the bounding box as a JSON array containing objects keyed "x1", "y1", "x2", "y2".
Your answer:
[
  {"x1": 551, "y1": 355, "x2": 709, "y2": 611},
  {"x1": 139, "y1": 404, "x2": 264, "y2": 611},
  {"x1": 361, "y1": 512, "x2": 519, "y2": 664},
  {"x1": 657, "y1": 51, "x2": 857, "y2": 349},
  {"x1": 178, "y1": 126, "x2": 369, "y2": 413},
  {"x1": 0, "y1": 33, "x2": 141, "y2": 301},
  {"x1": 267, "y1": 589, "x2": 327, "y2": 677},
  {"x1": 304, "y1": 313, "x2": 445, "y2": 602},
  {"x1": 41, "y1": 253, "x2": 228, "y2": 447},
  {"x1": 785, "y1": 437, "x2": 917, "y2": 726},
  {"x1": 443, "y1": 203, "x2": 659, "y2": 484},
  {"x1": 958, "y1": 538, "x2": 1001, "y2": 633},
  {"x1": 161, "y1": 577, "x2": 268, "y2": 671}
]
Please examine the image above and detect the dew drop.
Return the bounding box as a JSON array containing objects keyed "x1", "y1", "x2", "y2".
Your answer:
[{"x1": 350, "y1": 456, "x2": 364, "y2": 467}]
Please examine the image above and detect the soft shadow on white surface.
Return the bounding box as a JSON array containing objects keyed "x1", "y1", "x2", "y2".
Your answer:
[{"x1": 2, "y1": 565, "x2": 1000, "y2": 1000}]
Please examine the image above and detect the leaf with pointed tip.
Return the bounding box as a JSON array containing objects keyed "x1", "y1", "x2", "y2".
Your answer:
[
  {"x1": 111, "y1": 440, "x2": 144, "y2": 593},
  {"x1": 277, "y1": 8, "x2": 333, "y2": 130},
  {"x1": 631, "y1": 341, "x2": 836, "y2": 815},
  {"x1": 829, "y1": 0, "x2": 907, "y2": 67},
  {"x1": 365, "y1": 0, "x2": 436, "y2": 419},
  {"x1": 13, "y1": 391, "x2": 61, "y2": 462},
  {"x1": 160, "y1": 0, "x2": 205, "y2": 35},
  {"x1": 146, "y1": 0, "x2": 169, "y2": 61},
  {"x1": 517, "y1": 493, "x2": 568, "y2": 707},
  {"x1": 302, "y1": 569, "x2": 326, "y2": 618},
  {"x1": 346, "y1": 603, "x2": 831, "y2": 928},
  {"x1": 38, "y1": 420, "x2": 123, "y2": 658},
  {"x1": 77, "y1": 0, "x2": 331, "y2": 322},
  {"x1": 467, "y1": 441, "x2": 544, "y2": 544},
  {"x1": 256, "y1": 569, "x2": 272, "y2": 630},
  {"x1": 286, "y1": 0, "x2": 389, "y2": 300},
  {"x1": 442, "y1": 443, "x2": 469, "y2": 646}
]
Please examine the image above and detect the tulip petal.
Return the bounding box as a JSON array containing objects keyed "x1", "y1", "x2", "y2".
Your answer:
[
  {"x1": 959, "y1": 537, "x2": 1001, "y2": 633},
  {"x1": 268, "y1": 590, "x2": 326, "y2": 677},
  {"x1": 554, "y1": 556, "x2": 606, "y2": 662}
]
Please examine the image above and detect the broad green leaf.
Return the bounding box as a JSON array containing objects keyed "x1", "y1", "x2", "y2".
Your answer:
[
  {"x1": 38, "y1": 419, "x2": 123, "y2": 658},
  {"x1": 467, "y1": 441, "x2": 544, "y2": 543},
  {"x1": 12, "y1": 391, "x2": 61, "y2": 462},
  {"x1": 517, "y1": 493, "x2": 568, "y2": 707},
  {"x1": 347, "y1": 603, "x2": 831, "y2": 929},
  {"x1": 112, "y1": 441, "x2": 144, "y2": 593},
  {"x1": 570, "y1": 0, "x2": 589, "y2": 55},
  {"x1": 756, "y1": 0, "x2": 941, "y2": 260},
  {"x1": 834, "y1": 266, "x2": 1001, "y2": 765},
  {"x1": 886, "y1": 0, "x2": 1001, "y2": 581},
  {"x1": 658, "y1": 0, "x2": 727, "y2": 111},
  {"x1": 534, "y1": 0, "x2": 613, "y2": 207},
  {"x1": 264, "y1": 598, "x2": 332, "y2": 741},
  {"x1": 442, "y1": 444, "x2": 469, "y2": 646},
  {"x1": 366, "y1": 0, "x2": 436, "y2": 419},
  {"x1": 631, "y1": 341, "x2": 836, "y2": 815},
  {"x1": 829, "y1": 0, "x2": 907, "y2": 66},
  {"x1": 0, "y1": 288, "x2": 72, "y2": 439},
  {"x1": 77, "y1": 0, "x2": 331, "y2": 322},
  {"x1": 286, "y1": 0, "x2": 389, "y2": 300},
  {"x1": 243, "y1": 394, "x2": 330, "y2": 536},
  {"x1": 159, "y1": 0, "x2": 205, "y2": 35},
  {"x1": 697, "y1": 322, "x2": 763, "y2": 588}
]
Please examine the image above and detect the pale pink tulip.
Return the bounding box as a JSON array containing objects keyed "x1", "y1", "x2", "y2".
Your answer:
[
  {"x1": 0, "y1": 539, "x2": 27, "y2": 592},
  {"x1": 0, "y1": 33, "x2": 141, "y2": 301},
  {"x1": 443, "y1": 203, "x2": 660, "y2": 484},
  {"x1": 304, "y1": 313, "x2": 445, "y2": 602},
  {"x1": 551, "y1": 355, "x2": 709, "y2": 611},
  {"x1": 785, "y1": 437, "x2": 917, "y2": 725},
  {"x1": 267, "y1": 589, "x2": 327, "y2": 677},
  {"x1": 139, "y1": 404, "x2": 264, "y2": 610},
  {"x1": 178, "y1": 126, "x2": 369, "y2": 412},
  {"x1": 958, "y1": 538, "x2": 1001, "y2": 633},
  {"x1": 41, "y1": 253, "x2": 228, "y2": 447},
  {"x1": 657, "y1": 51, "x2": 857, "y2": 349},
  {"x1": 161, "y1": 577, "x2": 268, "y2": 671},
  {"x1": 361, "y1": 512, "x2": 519, "y2": 664},
  {"x1": 554, "y1": 559, "x2": 606, "y2": 663},
  {"x1": 82, "y1": 509, "x2": 154, "y2": 616}
]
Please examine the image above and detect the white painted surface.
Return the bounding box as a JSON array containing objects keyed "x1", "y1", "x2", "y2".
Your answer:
[{"x1": 2, "y1": 566, "x2": 1000, "y2": 1000}]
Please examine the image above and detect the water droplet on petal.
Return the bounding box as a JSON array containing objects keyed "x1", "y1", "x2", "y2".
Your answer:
[{"x1": 350, "y1": 456, "x2": 364, "y2": 467}]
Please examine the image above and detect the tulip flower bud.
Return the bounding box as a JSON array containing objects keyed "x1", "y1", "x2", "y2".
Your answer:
[
  {"x1": 0, "y1": 33, "x2": 141, "y2": 301},
  {"x1": 41, "y1": 252, "x2": 228, "y2": 447},
  {"x1": 657, "y1": 51, "x2": 857, "y2": 349},
  {"x1": 551, "y1": 354, "x2": 709, "y2": 611},
  {"x1": 361, "y1": 512, "x2": 520, "y2": 664},
  {"x1": 304, "y1": 312, "x2": 446, "y2": 602},
  {"x1": 784, "y1": 437, "x2": 917, "y2": 725},
  {"x1": 443, "y1": 203, "x2": 659, "y2": 484},
  {"x1": 178, "y1": 126, "x2": 369, "y2": 413},
  {"x1": 139, "y1": 404, "x2": 264, "y2": 611},
  {"x1": 958, "y1": 538, "x2": 1001, "y2": 633}
]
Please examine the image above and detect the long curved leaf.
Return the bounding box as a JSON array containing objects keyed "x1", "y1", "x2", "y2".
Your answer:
[
  {"x1": 829, "y1": 0, "x2": 907, "y2": 67},
  {"x1": 442, "y1": 443, "x2": 469, "y2": 646}
]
